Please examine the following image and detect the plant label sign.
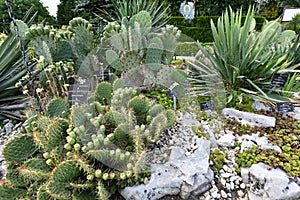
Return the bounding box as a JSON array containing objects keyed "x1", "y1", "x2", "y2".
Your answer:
[
  {"x1": 276, "y1": 102, "x2": 294, "y2": 113},
  {"x1": 200, "y1": 101, "x2": 214, "y2": 111},
  {"x1": 271, "y1": 73, "x2": 288, "y2": 87},
  {"x1": 68, "y1": 84, "x2": 89, "y2": 104},
  {"x1": 94, "y1": 69, "x2": 110, "y2": 83}
]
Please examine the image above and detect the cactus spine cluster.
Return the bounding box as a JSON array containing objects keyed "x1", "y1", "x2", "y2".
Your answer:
[{"x1": 0, "y1": 82, "x2": 176, "y2": 199}]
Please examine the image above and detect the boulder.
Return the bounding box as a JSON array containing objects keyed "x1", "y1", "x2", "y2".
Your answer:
[
  {"x1": 120, "y1": 139, "x2": 214, "y2": 200},
  {"x1": 222, "y1": 108, "x2": 276, "y2": 128},
  {"x1": 247, "y1": 163, "x2": 300, "y2": 200}
]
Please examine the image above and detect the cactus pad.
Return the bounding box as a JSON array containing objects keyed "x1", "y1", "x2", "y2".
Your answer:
[
  {"x1": 95, "y1": 82, "x2": 113, "y2": 105},
  {"x1": 3, "y1": 135, "x2": 38, "y2": 162},
  {"x1": 46, "y1": 98, "x2": 69, "y2": 118},
  {"x1": 52, "y1": 161, "x2": 81, "y2": 183},
  {"x1": 0, "y1": 186, "x2": 26, "y2": 200},
  {"x1": 128, "y1": 96, "x2": 150, "y2": 116},
  {"x1": 46, "y1": 119, "x2": 68, "y2": 147}
]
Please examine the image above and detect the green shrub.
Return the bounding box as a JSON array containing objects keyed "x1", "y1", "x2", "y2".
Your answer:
[{"x1": 169, "y1": 16, "x2": 266, "y2": 43}]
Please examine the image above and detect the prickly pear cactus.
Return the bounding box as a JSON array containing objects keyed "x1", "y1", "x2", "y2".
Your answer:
[
  {"x1": 102, "y1": 11, "x2": 187, "y2": 95},
  {"x1": 0, "y1": 81, "x2": 176, "y2": 199},
  {"x1": 3, "y1": 135, "x2": 38, "y2": 162},
  {"x1": 46, "y1": 98, "x2": 70, "y2": 118},
  {"x1": 95, "y1": 82, "x2": 113, "y2": 105}
]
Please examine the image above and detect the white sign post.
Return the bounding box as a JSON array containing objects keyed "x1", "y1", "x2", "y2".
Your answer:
[{"x1": 282, "y1": 8, "x2": 300, "y2": 22}]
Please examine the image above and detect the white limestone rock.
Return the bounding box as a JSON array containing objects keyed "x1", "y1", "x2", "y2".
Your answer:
[
  {"x1": 222, "y1": 108, "x2": 276, "y2": 128},
  {"x1": 217, "y1": 133, "x2": 235, "y2": 147},
  {"x1": 252, "y1": 101, "x2": 272, "y2": 112},
  {"x1": 248, "y1": 163, "x2": 300, "y2": 200},
  {"x1": 120, "y1": 139, "x2": 214, "y2": 200}
]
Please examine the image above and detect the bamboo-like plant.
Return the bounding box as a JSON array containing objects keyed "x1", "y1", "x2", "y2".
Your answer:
[{"x1": 189, "y1": 6, "x2": 300, "y2": 104}]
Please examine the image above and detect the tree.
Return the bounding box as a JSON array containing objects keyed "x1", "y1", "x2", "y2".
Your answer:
[
  {"x1": 74, "y1": 0, "x2": 112, "y2": 20},
  {"x1": 57, "y1": 0, "x2": 77, "y2": 26},
  {"x1": 0, "y1": 0, "x2": 53, "y2": 33},
  {"x1": 168, "y1": 0, "x2": 256, "y2": 16}
]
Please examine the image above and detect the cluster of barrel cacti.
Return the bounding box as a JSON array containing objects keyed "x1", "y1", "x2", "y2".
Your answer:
[
  {"x1": 0, "y1": 81, "x2": 176, "y2": 199},
  {"x1": 103, "y1": 11, "x2": 187, "y2": 96}
]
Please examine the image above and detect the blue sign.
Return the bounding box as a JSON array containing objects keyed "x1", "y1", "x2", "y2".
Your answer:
[{"x1": 180, "y1": 1, "x2": 195, "y2": 20}]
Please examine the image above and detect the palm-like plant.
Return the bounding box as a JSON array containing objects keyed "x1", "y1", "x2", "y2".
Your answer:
[{"x1": 189, "y1": 6, "x2": 300, "y2": 104}]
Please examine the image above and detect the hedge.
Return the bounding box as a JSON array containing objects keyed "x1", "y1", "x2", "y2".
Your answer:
[
  {"x1": 170, "y1": 16, "x2": 266, "y2": 43},
  {"x1": 174, "y1": 42, "x2": 214, "y2": 56}
]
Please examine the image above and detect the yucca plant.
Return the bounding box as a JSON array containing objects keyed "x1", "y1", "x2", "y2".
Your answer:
[
  {"x1": 0, "y1": 18, "x2": 37, "y2": 120},
  {"x1": 102, "y1": 0, "x2": 170, "y2": 30},
  {"x1": 189, "y1": 6, "x2": 300, "y2": 104}
]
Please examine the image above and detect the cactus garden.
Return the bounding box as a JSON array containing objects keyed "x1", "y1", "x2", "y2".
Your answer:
[{"x1": 0, "y1": 1, "x2": 300, "y2": 200}]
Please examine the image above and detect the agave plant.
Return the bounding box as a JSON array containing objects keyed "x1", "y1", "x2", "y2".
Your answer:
[{"x1": 189, "y1": 6, "x2": 300, "y2": 104}]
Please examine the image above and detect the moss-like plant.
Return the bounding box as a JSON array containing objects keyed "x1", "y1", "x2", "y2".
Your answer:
[
  {"x1": 234, "y1": 114, "x2": 300, "y2": 177},
  {"x1": 148, "y1": 90, "x2": 175, "y2": 109},
  {"x1": 209, "y1": 149, "x2": 228, "y2": 172}
]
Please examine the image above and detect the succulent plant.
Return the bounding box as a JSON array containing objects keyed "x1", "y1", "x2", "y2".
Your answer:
[
  {"x1": 46, "y1": 98, "x2": 70, "y2": 118},
  {"x1": 95, "y1": 82, "x2": 113, "y2": 105},
  {"x1": 0, "y1": 82, "x2": 175, "y2": 199},
  {"x1": 102, "y1": 11, "x2": 187, "y2": 95}
]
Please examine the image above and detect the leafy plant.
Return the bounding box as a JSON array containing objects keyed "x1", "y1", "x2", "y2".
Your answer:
[
  {"x1": 0, "y1": 81, "x2": 176, "y2": 199},
  {"x1": 188, "y1": 6, "x2": 299, "y2": 104}
]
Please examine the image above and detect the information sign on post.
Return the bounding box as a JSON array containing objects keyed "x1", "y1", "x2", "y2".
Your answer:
[
  {"x1": 68, "y1": 84, "x2": 89, "y2": 105},
  {"x1": 271, "y1": 73, "x2": 289, "y2": 87},
  {"x1": 200, "y1": 101, "x2": 214, "y2": 111},
  {"x1": 276, "y1": 102, "x2": 294, "y2": 113}
]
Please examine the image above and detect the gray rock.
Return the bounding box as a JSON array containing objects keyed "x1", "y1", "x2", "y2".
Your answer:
[
  {"x1": 120, "y1": 139, "x2": 214, "y2": 200},
  {"x1": 4, "y1": 122, "x2": 14, "y2": 134},
  {"x1": 287, "y1": 107, "x2": 300, "y2": 122},
  {"x1": 239, "y1": 133, "x2": 282, "y2": 153},
  {"x1": 222, "y1": 108, "x2": 276, "y2": 127},
  {"x1": 252, "y1": 101, "x2": 272, "y2": 112},
  {"x1": 248, "y1": 163, "x2": 300, "y2": 200},
  {"x1": 217, "y1": 133, "x2": 235, "y2": 147},
  {"x1": 241, "y1": 167, "x2": 250, "y2": 184}
]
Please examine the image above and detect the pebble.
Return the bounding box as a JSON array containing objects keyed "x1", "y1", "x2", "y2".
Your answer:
[
  {"x1": 221, "y1": 172, "x2": 232, "y2": 178},
  {"x1": 230, "y1": 175, "x2": 240, "y2": 182},
  {"x1": 221, "y1": 190, "x2": 227, "y2": 198},
  {"x1": 237, "y1": 190, "x2": 245, "y2": 197},
  {"x1": 226, "y1": 183, "x2": 231, "y2": 191},
  {"x1": 240, "y1": 183, "x2": 246, "y2": 189},
  {"x1": 211, "y1": 191, "x2": 218, "y2": 198},
  {"x1": 221, "y1": 178, "x2": 226, "y2": 187},
  {"x1": 223, "y1": 165, "x2": 232, "y2": 173},
  {"x1": 230, "y1": 181, "x2": 235, "y2": 190}
]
